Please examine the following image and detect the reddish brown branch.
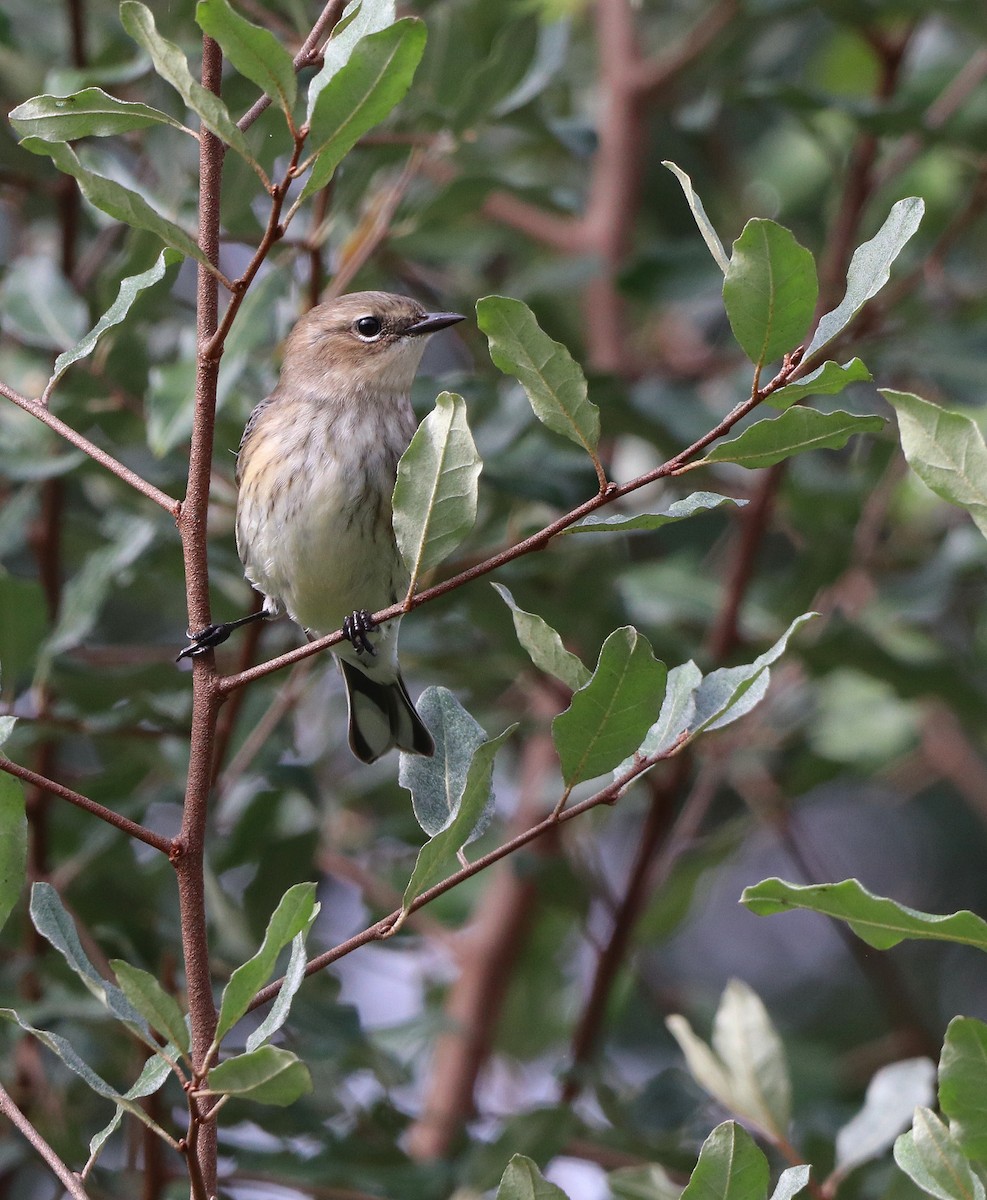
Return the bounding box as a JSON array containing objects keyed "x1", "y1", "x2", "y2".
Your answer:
[
  {"x1": 0, "y1": 1081, "x2": 91, "y2": 1200},
  {"x1": 0, "y1": 757, "x2": 173, "y2": 854},
  {"x1": 248, "y1": 741, "x2": 685, "y2": 1013},
  {"x1": 0, "y1": 382, "x2": 180, "y2": 517}
]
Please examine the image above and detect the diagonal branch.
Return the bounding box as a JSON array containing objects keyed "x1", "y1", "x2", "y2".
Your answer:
[
  {"x1": 0, "y1": 757, "x2": 173, "y2": 854},
  {"x1": 0, "y1": 1080, "x2": 92, "y2": 1200},
  {"x1": 0, "y1": 381, "x2": 180, "y2": 516}
]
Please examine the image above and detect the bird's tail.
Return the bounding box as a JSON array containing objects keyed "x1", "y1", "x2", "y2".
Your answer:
[{"x1": 339, "y1": 659, "x2": 435, "y2": 764}]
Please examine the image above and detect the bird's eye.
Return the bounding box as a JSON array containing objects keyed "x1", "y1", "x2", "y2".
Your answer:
[{"x1": 354, "y1": 315, "x2": 383, "y2": 339}]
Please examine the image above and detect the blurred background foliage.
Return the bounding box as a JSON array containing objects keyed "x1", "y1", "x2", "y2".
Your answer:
[{"x1": 3, "y1": 0, "x2": 987, "y2": 1197}]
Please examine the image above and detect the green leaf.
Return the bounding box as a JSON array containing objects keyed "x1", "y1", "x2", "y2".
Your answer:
[
  {"x1": 245, "y1": 933, "x2": 307, "y2": 1054},
  {"x1": 119, "y1": 1, "x2": 257, "y2": 163},
  {"x1": 393, "y1": 391, "x2": 482, "y2": 593},
  {"x1": 567, "y1": 492, "x2": 746, "y2": 534},
  {"x1": 667, "y1": 979, "x2": 791, "y2": 1139},
  {"x1": 215, "y1": 882, "x2": 318, "y2": 1042},
  {"x1": 86, "y1": 1053, "x2": 174, "y2": 1168},
  {"x1": 9, "y1": 88, "x2": 190, "y2": 140},
  {"x1": 617, "y1": 660, "x2": 703, "y2": 776},
  {"x1": 939, "y1": 1017, "x2": 987, "y2": 1161},
  {"x1": 403, "y1": 723, "x2": 517, "y2": 909},
  {"x1": 807, "y1": 197, "x2": 924, "y2": 358},
  {"x1": 496, "y1": 1154, "x2": 570, "y2": 1200},
  {"x1": 206, "y1": 1046, "x2": 312, "y2": 1106},
  {"x1": 306, "y1": 0, "x2": 397, "y2": 118},
  {"x1": 690, "y1": 614, "x2": 817, "y2": 734},
  {"x1": 0, "y1": 255, "x2": 89, "y2": 351},
  {"x1": 477, "y1": 295, "x2": 602, "y2": 472},
  {"x1": 680, "y1": 1122, "x2": 770, "y2": 1200},
  {"x1": 110, "y1": 960, "x2": 190, "y2": 1056},
  {"x1": 894, "y1": 1109, "x2": 984, "y2": 1200},
  {"x1": 553, "y1": 627, "x2": 667, "y2": 792},
  {"x1": 0, "y1": 1008, "x2": 175, "y2": 1143},
  {"x1": 29, "y1": 883, "x2": 149, "y2": 1035},
  {"x1": 19, "y1": 138, "x2": 211, "y2": 268},
  {"x1": 701, "y1": 409, "x2": 884, "y2": 470},
  {"x1": 299, "y1": 18, "x2": 427, "y2": 201},
  {"x1": 492, "y1": 583, "x2": 590, "y2": 692},
  {"x1": 663, "y1": 160, "x2": 729, "y2": 274},
  {"x1": 834, "y1": 1058, "x2": 936, "y2": 1180},
  {"x1": 47, "y1": 249, "x2": 179, "y2": 398},
  {"x1": 196, "y1": 0, "x2": 297, "y2": 116},
  {"x1": 765, "y1": 358, "x2": 872, "y2": 411},
  {"x1": 722, "y1": 219, "x2": 818, "y2": 367},
  {"x1": 399, "y1": 687, "x2": 490, "y2": 838},
  {"x1": 883, "y1": 390, "x2": 987, "y2": 540},
  {"x1": 0, "y1": 775, "x2": 26, "y2": 935},
  {"x1": 741, "y1": 877, "x2": 987, "y2": 952}
]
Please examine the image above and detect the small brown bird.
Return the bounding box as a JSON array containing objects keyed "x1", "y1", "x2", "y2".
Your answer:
[{"x1": 182, "y1": 292, "x2": 464, "y2": 762}]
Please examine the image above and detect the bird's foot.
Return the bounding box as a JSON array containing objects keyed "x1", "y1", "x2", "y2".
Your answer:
[
  {"x1": 177, "y1": 623, "x2": 235, "y2": 661},
  {"x1": 176, "y1": 610, "x2": 267, "y2": 662},
  {"x1": 343, "y1": 609, "x2": 378, "y2": 657}
]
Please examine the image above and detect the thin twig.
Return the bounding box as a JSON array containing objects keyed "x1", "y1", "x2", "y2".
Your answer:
[
  {"x1": 0, "y1": 757, "x2": 173, "y2": 854},
  {"x1": 248, "y1": 739, "x2": 686, "y2": 1012},
  {"x1": 0, "y1": 1080, "x2": 92, "y2": 1199},
  {"x1": 0, "y1": 381, "x2": 180, "y2": 516}
]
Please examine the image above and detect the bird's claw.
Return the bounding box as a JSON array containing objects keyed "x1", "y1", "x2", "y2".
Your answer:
[
  {"x1": 176, "y1": 623, "x2": 234, "y2": 662},
  {"x1": 343, "y1": 609, "x2": 378, "y2": 656}
]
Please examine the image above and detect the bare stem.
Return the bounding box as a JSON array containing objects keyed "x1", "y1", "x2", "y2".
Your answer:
[
  {"x1": 0, "y1": 757, "x2": 173, "y2": 855},
  {"x1": 0, "y1": 381, "x2": 180, "y2": 517},
  {"x1": 0, "y1": 1080, "x2": 92, "y2": 1199}
]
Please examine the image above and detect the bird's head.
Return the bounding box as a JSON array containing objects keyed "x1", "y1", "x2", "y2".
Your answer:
[{"x1": 282, "y1": 291, "x2": 464, "y2": 395}]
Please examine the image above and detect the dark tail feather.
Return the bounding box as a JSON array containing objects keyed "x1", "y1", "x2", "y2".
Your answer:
[{"x1": 339, "y1": 660, "x2": 435, "y2": 764}]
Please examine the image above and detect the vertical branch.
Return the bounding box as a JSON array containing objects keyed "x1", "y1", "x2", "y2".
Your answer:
[{"x1": 174, "y1": 33, "x2": 226, "y2": 1197}]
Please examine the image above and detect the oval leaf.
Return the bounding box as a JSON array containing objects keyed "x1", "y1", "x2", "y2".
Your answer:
[
  {"x1": 807, "y1": 197, "x2": 924, "y2": 358},
  {"x1": 937, "y1": 1017, "x2": 987, "y2": 1161},
  {"x1": 215, "y1": 882, "x2": 318, "y2": 1042},
  {"x1": 19, "y1": 137, "x2": 211, "y2": 269},
  {"x1": 111, "y1": 960, "x2": 190, "y2": 1056},
  {"x1": 206, "y1": 1046, "x2": 312, "y2": 1106},
  {"x1": 553, "y1": 627, "x2": 667, "y2": 793},
  {"x1": 9, "y1": 88, "x2": 189, "y2": 140},
  {"x1": 835, "y1": 1058, "x2": 936, "y2": 1178},
  {"x1": 568, "y1": 492, "x2": 746, "y2": 534},
  {"x1": 766, "y1": 358, "x2": 872, "y2": 411},
  {"x1": 393, "y1": 391, "x2": 481, "y2": 594},
  {"x1": 701, "y1": 410, "x2": 884, "y2": 471},
  {"x1": 723, "y1": 219, "x2": 818, "y2": 367},
  {"x1": 119, "y1": 1, "x2": 257, "y2": 163},
  {"x1": 680, "y1": 1122, "x2": 770, "y2": 1200},
  {"x1": 497, "y1": 1154, "x2": 570, "y2": 1200},
  {"x1": 492, "y1": 583, "x2": 590, "y2": 693},
  {"x1": 477, "y1": 295, "x2": 603, "y2": 480},
  {"x1": 883, "y1": 390, "x2": 987, "y2": 541},
  {"x1": 306, "y1": 0, "x2": 398, "y2": 118},
  {"x1": 300, "y1": 19, "x2": 427, "y2": 200},
  {"x1": 403, "y1": 722, "x2": 517, "y2": 910},
  {"x1": 894, "y1": 1109, "x2": 985, "y2": 1200},
  {"x1": 196, "y1": 0, "x2": 297, "y2": 116},
  {"x1": 400, "y1": 687, "x2": 490, "y2": 838},
  {"x1": 741, "y1": 877, "x2": 987, "y2": 952},
  {"x1": 47, "y1": 249, "x2": 179, "y2": 398}
]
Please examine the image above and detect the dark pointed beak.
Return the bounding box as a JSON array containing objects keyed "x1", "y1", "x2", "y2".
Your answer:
[{"x1": 405, "y1": 311, "x2": 465, "y2": 336}]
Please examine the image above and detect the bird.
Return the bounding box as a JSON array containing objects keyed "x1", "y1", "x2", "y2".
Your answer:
[{"x1": 180, "y1": 291, "x2": 465, "y2": 763}]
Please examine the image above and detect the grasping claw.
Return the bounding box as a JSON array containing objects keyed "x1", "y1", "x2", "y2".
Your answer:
[
  {"x1": 343, "y1": 609, "x2": 378, "y2": 657},
  {"x1": 176, "y1": 610, "x2": 267, "y2": 662}
]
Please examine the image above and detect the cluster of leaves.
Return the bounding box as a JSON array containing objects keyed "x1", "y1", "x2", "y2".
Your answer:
[{"x1": 4, "y1": 0, "x2": 987, "y2": 1198}]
